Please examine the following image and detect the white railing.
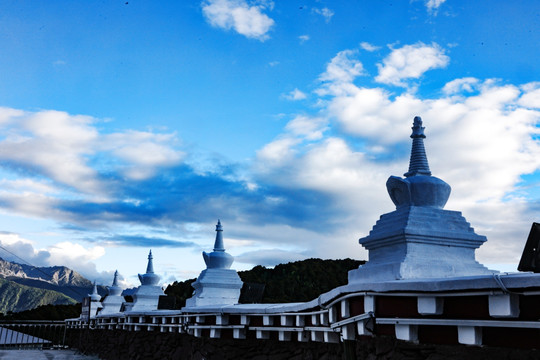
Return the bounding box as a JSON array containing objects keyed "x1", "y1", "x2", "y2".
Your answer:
[{"x1": 65, "y1": 289, "x2": 540, "y2": 347}]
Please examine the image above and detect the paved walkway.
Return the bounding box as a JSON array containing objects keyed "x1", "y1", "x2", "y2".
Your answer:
[{"x1": 0, "y1": 349, "x2": 100, "y2": 359}]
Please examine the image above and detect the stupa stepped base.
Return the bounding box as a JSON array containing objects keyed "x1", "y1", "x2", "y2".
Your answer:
[
  {"x1": 125, "y1": 285, "x2": 164, "y2": 313},
  {"x1": 185, "y1": 268, "x2": 243, "y2": 307},
  {"x1": 351, "y1": 205, "x2": 494, "y2": 282},
  {"x1": 349, "y1": 242, "x2": 495, "y2": 283},
  {"x1": 363, "y1": 206, "x2": 487, "y2": 247}
]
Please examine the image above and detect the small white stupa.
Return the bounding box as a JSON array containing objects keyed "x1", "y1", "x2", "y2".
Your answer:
[
  {"x1": 125, "y1": 250, "x2": 164, "y2": 312},
  {"x1": 99, "y1": 270, "x2": 124, "y2": 315},
  {"x1": 88, "y1": 281, "x2": 103, "y2": 318},
  {"x1": 185, "y1": 220, "x2": 243, "y2": 307}
]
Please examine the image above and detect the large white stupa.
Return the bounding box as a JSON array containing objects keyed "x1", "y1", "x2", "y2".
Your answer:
[
  {"x1": 349, "y1": 116, "x2": 496, "y2": 282},
  {"x1": 185, "y1": 220, "x2": 243, "y2": 307}
]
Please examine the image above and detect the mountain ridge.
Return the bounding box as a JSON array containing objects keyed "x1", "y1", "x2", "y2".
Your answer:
[
  {"x1": 0, "y1": 257, "x2": 106, "y2": 309},
  {"x1": 0, "y1": 257, "x2": 92, "y2": 287}
]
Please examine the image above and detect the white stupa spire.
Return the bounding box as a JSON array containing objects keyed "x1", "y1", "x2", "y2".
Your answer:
[
  {"x1": 107, "y1": 270, "x2": 122, "y2": 297},
  {"x1": 203, "y1": 220, "x2": 234, "y2": 269},
  {"x1": 112, "y1": 270, "x2": 119, "y2": 287},
  {"x1": 213, "y1": 220, "x2": 225, "y2": 251},
  {"x1": 404, "y1": 116, "x2": 432, "y2": 177},
  {"x1": 89, "y1": 281, "x2": 101, "y2": 301},
  {"x1": 146, "y1": 250, "x2": 155, "y2": 274}
]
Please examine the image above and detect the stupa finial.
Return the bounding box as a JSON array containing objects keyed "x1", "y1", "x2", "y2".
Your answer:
[
  {"x1": 138, "y1": 250, "x2": 160, "y2": 286},
  {"x1": 213, "y1": 219, "x2": 225, "y2": 252},
  {"x1": 90, "y1": 281, "x2": 100, "y2": 301},
  {"x1": 107, "y1": 270, "x2": 122, "y2": 297},
  {"x1": 146, "y1": 250, "x2": 154, "y2": 274},
  {"x1": 404, "y1": 116, "x2": 432, "y2": 177},
  {"x1": 112, "y1": 270, "x2": 119, "y2": 287}
]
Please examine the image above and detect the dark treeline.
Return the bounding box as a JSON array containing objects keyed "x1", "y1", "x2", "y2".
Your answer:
[
  {"x1": 165, "y1": 258, "x2": 364, "y2": 308},
  {"x1": 0, "y1": 303, "x2": 82, "y2": 321}
]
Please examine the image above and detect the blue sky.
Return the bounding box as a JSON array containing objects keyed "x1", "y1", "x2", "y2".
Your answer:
[{"x1": 0, "y1": 0, "x2": 539, "y2": 287}]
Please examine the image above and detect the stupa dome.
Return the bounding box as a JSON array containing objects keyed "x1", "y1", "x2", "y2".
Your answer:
[
  {"x1": 386, "y1": 116, "x2": 451, "y2": 209},
  {"x1": 202, "y1": 220, "x2": 234, "y2": 269},
  {"x1": 138, "y1": 250, "x2": 160, "y2": 286}
]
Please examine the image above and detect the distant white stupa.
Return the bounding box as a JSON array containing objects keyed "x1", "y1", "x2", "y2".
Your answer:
[
  {"x1": 124, "y1": 250, "x2": 164, "y2": 312},
  {"x1": 99, "y1": 270, "x2": 125, "y2": 315},
  {"x1": 185, "y1": 220, "x2": 243, "y2": 307},
  {"x1": 88, "y1": 281, "x2": 103, "y2": 318}
]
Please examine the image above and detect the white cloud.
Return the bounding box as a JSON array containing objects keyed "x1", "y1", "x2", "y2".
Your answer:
[
  {"x1": 519, "y1": 82, "x2": 540, "y2": 109},
  {"x1": 0, "y1": 191, "x2": 62, "y2": 220},
  {"x1": 202, "y1": 0, "x2": 275, "y2": 41},
  {"x1": 360, "y1": 42, "x2": 380, "y2": 52},
  {"x1": 256, "y1": 137, "x2": 299, "y2": 169},
  {"x1": 0, "y1": 179, "x2": 57, "y2": 195},
  {"x1": 47, "y1": 241, "x2": 105, "y2": 272},
  {"x1": 298, "y1": 35, "x2": 310, "y2": 43},
  {"x1": 285, "y1": 115, "x2": 328, "y2": 140},
  {"x1": 327, "y1": 89, "x2": 422, "y2": 142},
  {"x1": 102, "y1": 131, "x2": 184, "y2": 180},
  {"x1": 425, "y1": 0, "x2": 446, "y2": 15},
  {"x1": 0, "y1": 107, "x2": 24, "y2": 125},
  {"x1": 320, "y1": 50, "x2": 364, "y2": 83},
  {"x1": 256, "y1": 114, "x2": 329, "y2": 174},
  {"x1": 293, "y1": 137, "x2": 387, "y2": 194},
  {"x1": 443, "y1": 77, "x2": 480, "y2": 95},
  {"x1": 375, "y1": 42, "x2": 449, "y2": 87},
  {"x1": 0, "y1": 232, "x2": 115, "y2": 285},
  {"x1": 0, "y1": 110, "x2": 102, "y2": 195},
  {"x1": 0, "y1": 232, "x2": 34, "y2": 248},
  {"x1": 312, "y1": 7, "x2": 334, "y2": 23},
  {"x1": 283, "y1": 88, "x2": 307, "y2": 101},
  {"x1": 0, "y1": 108, "x2": 183, "y2": 219}
]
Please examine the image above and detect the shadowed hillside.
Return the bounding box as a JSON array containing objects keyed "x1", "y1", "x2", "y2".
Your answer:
[{"x1": 0, "y1": 278, "x2": 76, "y2": 313}]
